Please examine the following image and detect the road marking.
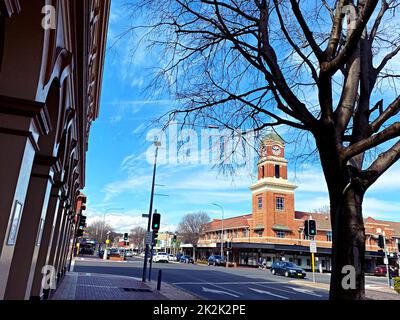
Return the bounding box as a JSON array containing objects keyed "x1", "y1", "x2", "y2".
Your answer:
[
  {"x1": 249, "y1": 288, "x2": 289, "y2": 300},
  {"x1": 255, "y1": 284, "x2": 296, "y2": 295},
  {"x1": 202, "y1": 286, "x2": 240, "y2": 298},
  {"x1": 173, "y1": 281, "x2": 288, "y2": 285},
  {"x1": 287, "y1": 287, "x2": 323, "y2": 297}
]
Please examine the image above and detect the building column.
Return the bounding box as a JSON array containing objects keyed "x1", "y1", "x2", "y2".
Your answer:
[
  {"x1": 4, "y1": 155, "x2": 57, "y2": 300},
  {"x1": 29, "y1": 183, "x2": 62, "y2": 299},
  {"x1": 60, "y1": 219, "x2": 73, "y2": 276},
  {"x1": 46, "y1": 199, "x2": 65, "y2": 277},
  {"x1": 0, "y1": 95, "x2": 50, "y2": 300},
  {"x1": 54, "y1": 210, "x2": 70, "y2": 280}
]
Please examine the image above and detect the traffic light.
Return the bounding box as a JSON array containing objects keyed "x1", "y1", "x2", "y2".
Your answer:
[
  {"x1": 80, "y1": 195, "x2": 87, "y2": 211},
  {"x1": 123, "y1": 233, "x2": 129, "y2": 245},
  {"x1": 76, "y1": 215, "x2": 86, "y2": 237},
  {"x1": 304, "y1": 220, "x2": 317, "y2": 237},
  {"x1": 152, "y1": 212, "x2": 161, "y2": 231},
  {"x1": 173, "y1": 234, "x2": 177, "y2": 242},
  {"x1": 378, "y1": 235, "x2": 385, "y2": 248},
  {"x1": 152, "y1": 230, "x2": 159, "y2": 246}
]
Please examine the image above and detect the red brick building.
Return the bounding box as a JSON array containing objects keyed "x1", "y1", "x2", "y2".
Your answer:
[{"x1": 198, "y1": 133, "x2": 400, "y2": 272}]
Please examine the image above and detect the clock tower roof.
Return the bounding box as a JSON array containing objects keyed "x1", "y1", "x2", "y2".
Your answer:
[{"x1": 262, "y1": 132, "x2": 285, "y2": 145}]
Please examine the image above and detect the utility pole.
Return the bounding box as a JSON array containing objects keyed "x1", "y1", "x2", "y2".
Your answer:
[{"x1": 142, "y1": 140, "x2": 161, "y2": 282}]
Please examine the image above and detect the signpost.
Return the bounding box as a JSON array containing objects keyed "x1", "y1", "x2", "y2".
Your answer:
[
  {"x1": 310, "y1": 240, "x2": 317, "y2": 283},
  {"x1": 145, "y1": 231, "x2": 153, "y2": 246}
]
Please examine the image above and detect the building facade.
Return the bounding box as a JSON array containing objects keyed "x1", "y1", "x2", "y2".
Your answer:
[
  {"x1": 198, "y1": 134, "x2": 400, "y2": 272},
  {"x1": 0, "y1": 0, "x2": 110, "y2": 299}
]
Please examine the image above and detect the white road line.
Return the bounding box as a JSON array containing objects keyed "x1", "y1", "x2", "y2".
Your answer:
[
  {"x1": 202, "y1": 287, "x2": 240, "y2": 298},
  {"x1": 286, "y1": 287, "x2": 323, "y2": 297},
  {"x1": 172, "y1": 281, "x2": 288, "y2": 285},
  {"x1": 208, "y1": 283, "x2": 242, "y2": 296},
  {"x1": 249, "y1": 288, "x2": 289, "y2": 300},
  {"x1": 255, "y1": 283, "x2": 296, "y2": 295}
]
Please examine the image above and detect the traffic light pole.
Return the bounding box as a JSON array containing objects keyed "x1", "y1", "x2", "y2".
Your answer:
[{"x1": 142, "y1": 143, "x2": 159, "y2": 282}]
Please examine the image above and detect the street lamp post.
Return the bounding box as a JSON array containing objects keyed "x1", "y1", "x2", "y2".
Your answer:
[
  {"x1": 212, "y1": 203, "x2": 224, "y2": 258},
  {"x1": 142, "y1": 140, "x2": 161, "y2": 282},
  {"x1": 100, "y1": 207, "x2": 124, "y2": 254}
]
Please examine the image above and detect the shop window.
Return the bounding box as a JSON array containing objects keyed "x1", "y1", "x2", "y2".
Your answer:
[
  {"x1": 297, "y1": 259, "x2": 302, "y2": 266},
  {"x1": 276, "y1": 197, "x2": 284, "y2": 211}
]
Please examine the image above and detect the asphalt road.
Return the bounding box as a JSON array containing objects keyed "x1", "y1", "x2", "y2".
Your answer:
[
  {"x1": 73, "y1": 257, "x2": 392, "y2": 300},
  {"x1": 73, "y1": 257, "x2": 330, "y2": 300}
]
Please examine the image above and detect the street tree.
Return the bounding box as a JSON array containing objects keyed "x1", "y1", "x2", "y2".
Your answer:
[
  {"x1": 86, "y1": 219, "x2": 117, "y2": 244},
  {"x1": 177, "y1": 212, "x2": 210, "y2": 260},
  {"x1": 129, "y1": 226, "x2": 147, "y2": 250},
  {"x1": 124, "y1": 0, "x2": 400, "y2": 299}
]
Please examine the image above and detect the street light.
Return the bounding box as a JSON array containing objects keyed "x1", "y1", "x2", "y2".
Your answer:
[
  {"x1": 142, "y1": 139, "x2": 161, "y2": 282},
  {"x1": 212, "y1": 203, "x2": 224, "y2": 258}
]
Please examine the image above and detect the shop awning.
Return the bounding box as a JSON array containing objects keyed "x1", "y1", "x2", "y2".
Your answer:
[
  {"x1": 272, "y1": 224, "x2": 291, "y2": 232},
  {"x1": 253, "y1": 224, "x2": 264, "y2": 231}
]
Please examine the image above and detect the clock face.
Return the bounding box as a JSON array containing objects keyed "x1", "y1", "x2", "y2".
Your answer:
[{"x1": 272, "y1": 145, "x2": 281, "y2": 156}]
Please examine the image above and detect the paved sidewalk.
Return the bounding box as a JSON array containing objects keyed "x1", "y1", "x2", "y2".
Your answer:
[
  {"x1": 51, "y1": 272, "x2": 198, "y2": 300},
  {"x1": 290, "y1": 279, "x2": 400, "y2": 300}
]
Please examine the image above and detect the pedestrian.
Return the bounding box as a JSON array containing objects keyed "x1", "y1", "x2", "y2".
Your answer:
[{"x1": 262, "y1": 258, "x2": 267, "y2": 270}]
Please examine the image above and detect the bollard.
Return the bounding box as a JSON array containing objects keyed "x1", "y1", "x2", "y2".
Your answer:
[{"x1": 157, "y1": 269, "x2": 162, "y2": 291}]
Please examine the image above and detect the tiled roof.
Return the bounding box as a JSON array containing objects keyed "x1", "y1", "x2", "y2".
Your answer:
[
  {"x1": 365, "y1": 217, "x2": 400, "y2": 237},
  {"x1": 204, "y1": 214, "x2": 252, "y2": 232},
  {"x1": 295, "y1": 211, "x2": 331, "y2": 230}
]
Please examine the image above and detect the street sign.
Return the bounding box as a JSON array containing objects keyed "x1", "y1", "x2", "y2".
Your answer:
[
  {"x1": 310, "y1": 240, "x2": 317, "y2": 253},
  {"x1": 142, "y1": 214, "x2": 149, "y2": 218},
  {"x1": 145, "y1": 231, "x2": 153, "y2": 245}
]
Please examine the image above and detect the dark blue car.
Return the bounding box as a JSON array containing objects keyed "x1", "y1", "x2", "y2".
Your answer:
[
  {"x1": 208, "y1": 255, "x2": 226, "y2": 266},
  {"x1": 270, "y1": 261, "x2": 306, "y2": 278}
]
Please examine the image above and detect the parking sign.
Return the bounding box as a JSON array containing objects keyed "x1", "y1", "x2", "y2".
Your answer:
[{"x1": 310, "y1": 240, "x2": 317, "y2": 253}]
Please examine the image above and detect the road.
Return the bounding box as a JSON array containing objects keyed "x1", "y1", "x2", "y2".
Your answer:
[{"x1": 73, "y1": 256, "x2": 340, "y2": 300}]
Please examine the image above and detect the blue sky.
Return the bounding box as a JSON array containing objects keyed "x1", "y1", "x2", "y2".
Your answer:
[{"x1": 83, "y1": 1, "x2": 400, "y2": 233}]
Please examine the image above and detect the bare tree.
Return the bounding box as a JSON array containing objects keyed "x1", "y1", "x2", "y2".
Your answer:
[
  {"x1": 312, "y1": 205, "x2": 331, "y2": 215},
  {"x1": 123, "y1": 0, "x2": 400, "y2": 299},
  {"x1": 177, "y1": 212, "x2": 210, "y2": 260},
  {"x1": 86, "y1": 220, "x2": 116, "y2": 244},
  {"x1": 129, "y1": 226, "x2": 147, "y2": 250}
]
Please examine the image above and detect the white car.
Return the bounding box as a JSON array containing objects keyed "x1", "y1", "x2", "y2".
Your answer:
[
  {"x1": 152, "y1": 252, "x2": 169, "y2": 263},
  {"x1": 168, "y1": 254, "x2": 177, "y2": 261}
]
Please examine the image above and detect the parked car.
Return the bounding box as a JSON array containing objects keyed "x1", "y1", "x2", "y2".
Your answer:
[
  {"x1": 208, "y1": 255, "x2": 226, "y2": 266},
  {"x1": 139, "y1": 252, "x2": 146, "y2": 257},
  {"x1": 153, "y1": 252, "x2": 169, "y2": 263},
  {"x1": 374, "y1": 265, "x2": 398, "y2": 277},
  {"x1": 108, "y1": 248, "x2": 120, "y2": 257},
  {"x1": 270, "y1": 261, "x2": 306, "y2": 278},
  {"x1": 168, "y1": 254, "x2": 177, "y2": 261},
  {"x1": 123, "y1": 250, "x2": 134, "y2": 257},
  {"x1": 180, "y1": 255, "x2": 194, "y2": 264}
]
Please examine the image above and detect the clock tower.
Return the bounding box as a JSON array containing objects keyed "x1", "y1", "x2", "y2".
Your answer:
[{"x1": 250, "y1": 133, "x2": 297, "y2": 238}]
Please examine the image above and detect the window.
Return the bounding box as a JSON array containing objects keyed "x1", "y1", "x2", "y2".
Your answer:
[
  {"x1": 243, "y1": 228, "x2": 249, "y2": 238},
  {"x1": 262, "y1": 166, "x2": 265, "y2": 178},
  {"x1": 275, "y1": 165, "x2": 280, "y2": 178},
  {"x1": 37, "y1": 218, "x2": 45, "y2": 245},
  {"x1": 297, "y1": 259, "x2": 302, "y2": 266},
  {"x1": 258, "y1": 196, "x2": 262, "y2": 209},
  {"x1": 306, "y1": 259, "x2": 311, "y2": 266},
  {"x1": 7, "y1": 201, "x2": 23, "y2": 246},
  {"x1": 326, "y1": 231, "x2": 332, "y2": 242},
  {"x1": 257, "y1": 230, "x2": 263, "y2": 237},
  {"x1": 276, "y1": 197, "x2": 284, "y2": 211},
  {"x1": 276, "y1": 231, "x2": 285, "y2": 238}
]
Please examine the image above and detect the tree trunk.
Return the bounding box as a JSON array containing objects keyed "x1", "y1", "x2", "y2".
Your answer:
[{"x1": 329, "y1": 183, "x2": 366, "y2": 300}]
